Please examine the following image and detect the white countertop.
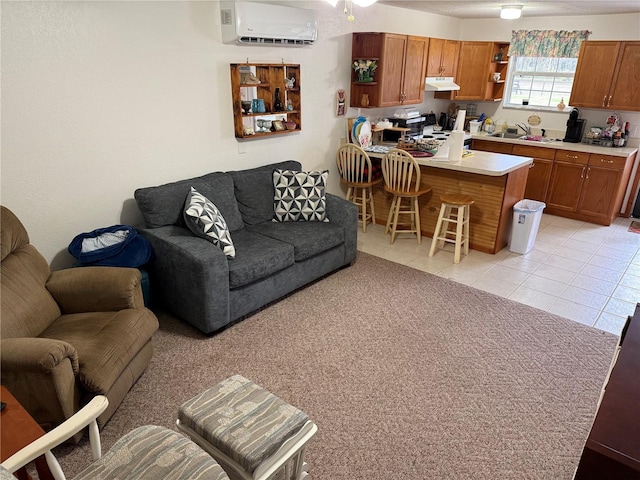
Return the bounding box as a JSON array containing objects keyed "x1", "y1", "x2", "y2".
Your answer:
[
  {"x1": 367, "y1": 147, "x2": 532, "y2": 177},
  {"x1": 471, "y1": 132, "x2": 638, "y2": 157},
  {"x1": 417, "y1": 150, "x2": 532, "y2": 176}
]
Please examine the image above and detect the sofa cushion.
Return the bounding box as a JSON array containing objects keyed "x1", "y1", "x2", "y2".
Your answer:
[
  {"x1": 135, "y1": 174, "x2": 243, "y2": 232},
  {"x1": 249, "y1": 221, "x2": 345, "y2": 262},
  {"x1": 230, "y1": 161, "x2": 301, "y2": 226},
  {"x1": 226, "y1": 229, "x2": 294, "y2": 289},
  {"x1": 41, "y1": 309, "x2": 159, "y2": 394},
  {"x1": 184, "y1": 187, "x2": 235, "y2": 258},
  {"x1": 273, "y1": 170, "x2": 329, "y2": 222}
]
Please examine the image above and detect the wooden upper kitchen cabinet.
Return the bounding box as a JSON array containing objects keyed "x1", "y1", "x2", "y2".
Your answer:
[
  {"x1": 570, "y1": 41, "x2": 640, "y2": 111},
  {"x1": 426, "y1": 38, "x2": 459, "y2": 77},
  {"x1": 351, "y1": 32, "x2": 429, "y2": 108},
  {"x1": 512, "y1": 145, "x2": 554, "y2": 203},
  {"x1": 436, "y1": 41, "x2": 507, "y2": 101}
]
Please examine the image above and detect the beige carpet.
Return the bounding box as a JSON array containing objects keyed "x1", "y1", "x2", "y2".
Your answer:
[{"x1": 54, "y1": 253, "x2": 617, "y2": 479}]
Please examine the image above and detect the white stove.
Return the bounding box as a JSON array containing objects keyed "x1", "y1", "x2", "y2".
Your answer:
[{"x1": 422, "y1": 125, "x2": 472, "y2": 143}]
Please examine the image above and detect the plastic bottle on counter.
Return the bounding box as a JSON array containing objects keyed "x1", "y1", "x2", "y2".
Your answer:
[{"x1": 502, "y1": 120, "x2": 509, "y2": 133}]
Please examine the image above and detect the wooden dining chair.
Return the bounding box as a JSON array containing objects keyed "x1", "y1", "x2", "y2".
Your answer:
[
  {"x1": 336, "y1": 143, "x2": 383, "y2": 232},
  {"x1": 381, "y1": 148, "x2": 432, "y2": 244}
]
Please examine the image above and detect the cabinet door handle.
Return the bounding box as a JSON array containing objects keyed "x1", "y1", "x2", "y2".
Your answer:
[
  {"x1": 586, "y1": 167, "x2": 590, "y2": 179},
  {"x1": 581, "y1": 166, "x2": 586, "y2": 178},
  {"x1": 602, "y1": 95, "x2": 607, "y2": 107},
  {"x1": 566, "y1": 155, "x2": 578, "y2": 159},
  {"x1": 607, "y1": 95, "x2": 612, "y2": 107},
  {"x1": 599, "y1": 158, "x2": 614, "y2": 164}
]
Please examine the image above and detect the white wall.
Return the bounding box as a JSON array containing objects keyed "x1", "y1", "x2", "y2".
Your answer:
[{"x1": 2, "y1": 1, "x2": 639, "y2": 268}]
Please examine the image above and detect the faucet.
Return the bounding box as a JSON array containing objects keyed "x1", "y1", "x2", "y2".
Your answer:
[{"x1": 516, "y1": 123, "x2": 531, "y2": 136}]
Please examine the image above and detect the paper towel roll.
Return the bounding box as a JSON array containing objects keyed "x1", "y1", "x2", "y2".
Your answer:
[{"x1": 447, "y1": 130, "x2": 465, "y2": 161}]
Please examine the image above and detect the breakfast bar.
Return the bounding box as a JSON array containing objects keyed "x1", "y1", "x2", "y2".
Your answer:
[{"x1": 367, "y1": 148, "x2": 533, "y2": 254}]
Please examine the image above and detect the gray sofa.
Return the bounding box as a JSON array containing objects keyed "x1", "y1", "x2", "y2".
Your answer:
[{"x1": 134, "y1": 161, "x2": 358, "y2": 335}]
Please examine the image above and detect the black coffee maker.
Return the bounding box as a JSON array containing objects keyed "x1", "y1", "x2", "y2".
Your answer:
[{"x1": 563, "y1": 108, "x2": 585, "y2": 143}]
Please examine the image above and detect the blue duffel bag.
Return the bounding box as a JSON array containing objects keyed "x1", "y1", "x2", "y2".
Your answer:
[{"x1": 68, "y1": 225, "x2": 152, "y2": 268}]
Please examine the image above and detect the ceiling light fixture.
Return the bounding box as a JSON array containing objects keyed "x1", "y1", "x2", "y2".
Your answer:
[
  {"x1": 326, "y1": 0, "x2": 378, "y2": 21},
  {"x1": 500, "y1": 5, "x2": 523, "y2": 19}
]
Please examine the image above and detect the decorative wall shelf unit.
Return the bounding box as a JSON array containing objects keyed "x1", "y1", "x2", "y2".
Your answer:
[{"x1": 230, "y1": 63, "x2": 301, "y2": 139}]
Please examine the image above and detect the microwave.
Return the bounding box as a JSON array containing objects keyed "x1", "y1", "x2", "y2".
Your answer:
[{"x1": 382, "y1": 116, "x2": 426, "y2": 142}]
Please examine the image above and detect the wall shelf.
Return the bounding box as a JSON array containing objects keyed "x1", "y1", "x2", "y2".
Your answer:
[{"x1": 230, "y1": 63, "x2": 301, "y2": 139}]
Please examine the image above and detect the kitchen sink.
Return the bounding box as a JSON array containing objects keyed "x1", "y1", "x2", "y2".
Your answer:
[
  {"x1": 491, "y1": 132, "x2": 523, "y2": 139},
  {"x1": 491, "y1": 133, "x2": 555, "y2": 143}
]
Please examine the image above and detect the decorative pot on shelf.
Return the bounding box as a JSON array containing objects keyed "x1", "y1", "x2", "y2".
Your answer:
[
  {"x1": 241, "y1": 101, "x2": 252, "y2": 114},
  {"x1": 358, "y1": 71, "x2": 373, "y2": 82},
  {"x1": 273, "y1": 88, "x2": 283, "y2": 111},
  {"x1": 360, "y1": 93, "x2": 370, "y2": 107},
  {"x1": 252, "y1": 98, "x2": 266, "y2": 113}
]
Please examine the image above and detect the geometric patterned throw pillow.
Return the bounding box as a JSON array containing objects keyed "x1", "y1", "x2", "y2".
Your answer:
[
  {"x1": 183, "y1": 187, "x2": 236, "y2": 258},
  {"x1": 273, "y1": 169, "x2": 329, "y2": 222}
]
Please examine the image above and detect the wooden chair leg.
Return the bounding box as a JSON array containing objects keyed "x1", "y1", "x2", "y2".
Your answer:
[
  {"x1": 463, "y1": 205, "x2": 470, "y2": 255},
  {"x1": 385, "y1": 196, "x2": 397, "y2": 235},
  {"x1": 368, "y1": 187, "x2": 376, "y2": 226},
  {"x1": 390, "y1": 196, "x2": 402, "y2": 244},
  {"x1": 429, "y1": 203, "x2": 446, "y2": 258},
  {"x1": 360, "y1": 187, "x2": 368, "y2": 233},
  {"x1": 440, "y1": 205, "x2": 452, "y2": 249},
  {"x1": 414, "y1": 197, "x2": 421, "y2": 244},
  {"x1": 454, "y1": 206, "x2": 464, "y2": 263}
]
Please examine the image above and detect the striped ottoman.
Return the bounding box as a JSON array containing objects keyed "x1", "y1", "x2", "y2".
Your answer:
[{"x1": 177, "y1": 375, "x2": 317, "y2": 480}]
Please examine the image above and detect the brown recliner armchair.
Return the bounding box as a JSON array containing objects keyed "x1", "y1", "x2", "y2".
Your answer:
[{"x1": 0, "y1": 206, "x2": 159, "y2": 434}]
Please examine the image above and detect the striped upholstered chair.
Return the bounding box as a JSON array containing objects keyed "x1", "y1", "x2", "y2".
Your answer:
[{"x1": 1, "y1": 396, "x2": 230, "y2": 480}]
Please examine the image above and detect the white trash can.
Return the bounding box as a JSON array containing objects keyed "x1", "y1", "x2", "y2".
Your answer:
[{"x1": 510, "y1": 200, "x2": 546, "y2": 254}]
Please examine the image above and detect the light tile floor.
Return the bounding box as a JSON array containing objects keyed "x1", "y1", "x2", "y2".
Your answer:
[{"x1": 357, "y1": 214, "x2": 640, "y2": 336}]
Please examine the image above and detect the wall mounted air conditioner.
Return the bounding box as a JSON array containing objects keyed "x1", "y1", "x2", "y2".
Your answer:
[{"x1": 220, "y1": 1, "x2": 317, "y2": 46}]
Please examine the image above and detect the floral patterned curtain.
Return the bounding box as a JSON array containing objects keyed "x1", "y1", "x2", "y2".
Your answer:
[{"x1": 509, "y1": 30, "x2": 590, "y2": 57}]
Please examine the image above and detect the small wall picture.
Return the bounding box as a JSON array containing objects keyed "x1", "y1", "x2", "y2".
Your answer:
[
  {"x1": 336, "y1": 89, "x2": 346, "y2": 116},
  {"x1": 272, "y1": 120, "x2": 285, "y2": 131}
]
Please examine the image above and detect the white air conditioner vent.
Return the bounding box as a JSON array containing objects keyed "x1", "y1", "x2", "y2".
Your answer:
[
  {"x1": 220, "y1": 8, "x2": 233, "y2": 26},
  {"x1": 220, "y1": 1, "x2": 317, "y2": 47}
]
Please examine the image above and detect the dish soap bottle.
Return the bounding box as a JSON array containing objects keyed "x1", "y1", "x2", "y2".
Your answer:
[{"x1": 502, "y1": 120, "x2": 509, "y2": 133}]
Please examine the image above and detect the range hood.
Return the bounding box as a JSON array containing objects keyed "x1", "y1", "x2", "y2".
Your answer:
[{"x1": 424, "y1": 77, "x2": 460, "y2": 91}]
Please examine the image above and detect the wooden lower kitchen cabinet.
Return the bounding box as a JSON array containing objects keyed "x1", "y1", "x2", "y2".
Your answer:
[
  {"x1": 547, "y1": 150, "x2": 634, "y2": 225},
  {"x1": 471, "y1": 138, "x2": 636, "y2": 226},
  {"x1": 512, "y1": 145, "x2": 554, "y2": 203},
  {"x1": 471, "y1": 139, "x2": 513, "y2": 154},
  {"x1": 578, "y1": 155, "x2": 631, "y2": 222},
  {"x1": 546, "y1": 152, "x2": 588, "y2": 213}
]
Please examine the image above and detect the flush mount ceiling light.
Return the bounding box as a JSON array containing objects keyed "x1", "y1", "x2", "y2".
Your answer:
[
  {"x1": 326, "y1": 0, "x2": 378, "y2": 21},
  {"x1": 500, "y1": 5, "x2": 523, "y2": 19}
]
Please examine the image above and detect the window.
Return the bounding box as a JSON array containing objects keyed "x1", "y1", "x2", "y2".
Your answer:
[
  {"x1": 504, "y1": 30, "x2": 589, "y2": 110},
  {"x1": 505, "y1": 56, "x2": 577, "y2": 109}
]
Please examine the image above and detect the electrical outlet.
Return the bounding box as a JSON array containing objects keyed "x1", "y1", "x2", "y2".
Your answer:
[{"x1": 629, "y1": 124, "x2": 638, "y2": 137}]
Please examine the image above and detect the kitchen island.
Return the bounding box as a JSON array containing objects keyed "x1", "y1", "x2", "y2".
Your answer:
[{"x1": 367, "y1": 148, "x2": 533, "y2": 254}]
